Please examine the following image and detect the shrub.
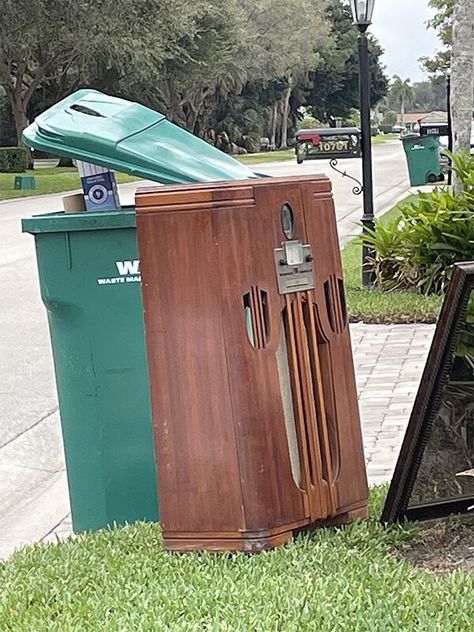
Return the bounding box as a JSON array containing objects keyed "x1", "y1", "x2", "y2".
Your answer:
[
  {"x1": 363, "y1": 152, "x2": 474, "y2": 295},
  {"x1": 0, "y1": 146, "x2": 28, "y2": 172},
  {"x1": 298, "y1": 117, "x2": 322, "y2": 129},
  {"x1": 240, "y1": 134, "x2": 260, "y2": 154},
  {"x1": 0, "y1": 150, "x2": 9, "y2": 172},
  {"x1": 382, "y1": 110, "x2": 398, "y2": 126}
]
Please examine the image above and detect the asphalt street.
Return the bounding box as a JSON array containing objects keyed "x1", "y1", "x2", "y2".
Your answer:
[
  {"x1": 258, "y1": 141, "x2": 409, "y2": 243},
  {"x1": 0, "y1": 141, "x2": 409, "y2": 557}
]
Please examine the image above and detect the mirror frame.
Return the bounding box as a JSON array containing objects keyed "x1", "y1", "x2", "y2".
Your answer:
[{"x1": 382, "y1": 261, "x2": 474, "y2": 523}]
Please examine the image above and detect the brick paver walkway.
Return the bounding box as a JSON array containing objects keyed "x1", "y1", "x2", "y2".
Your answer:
[
  {"x1": 351, "y1": 322, "x2": 435, "y2": 485},
  {"x1": 44, "y1": 322, "x2": 436, "y2": 544}
]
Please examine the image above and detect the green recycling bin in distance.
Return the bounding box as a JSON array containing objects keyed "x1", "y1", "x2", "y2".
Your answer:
[
  {"x1": 22, "y1": 209, "x2": 158, "y2": 533},
  {"x1": 402, "y1": 134, "x2": 443, "y2": 187}
]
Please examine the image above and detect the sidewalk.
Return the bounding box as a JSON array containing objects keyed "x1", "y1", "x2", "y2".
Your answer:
[
  {"x1": 25, "y1": 322, "x2": 436, "y2": 553},
  {"x1": 352, "y1": 322, "x2": 435, "y2": 484}
]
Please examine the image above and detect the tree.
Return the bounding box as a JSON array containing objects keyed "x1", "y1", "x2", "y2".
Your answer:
[
  {"x1": 389, "y1": 76, "x2": 415, "y2": 127},
  {"x1": 306, "y1": 1, "x2": 388, "y2": 124},
  {"x1": 0, "y1": 0, "x2": 388, "y2": 157},
  {"x1": 151, "y1": 1, "x2": 249, "y2": 135},
  {"x1": 0, "y1": 94, "x2": 16, "y2": 146},
  {"x1": 238, "y1": 0, "x2": 330, "y2": 149},
  {"x1": 409, "y1": 79, "x2": 447, "y2": 112},
  {"x1": 0, "y1": 0, "x2": 197, "y2": 145},
  {"x1": 420, "y1": 0, "x2": 454, "y2": 76},
  {"x1": 450, "y1": 0, "x2": 474, "y2": 191},
  {"x1": 382, "y1": 110, "x2": 397, "y2": 126}
]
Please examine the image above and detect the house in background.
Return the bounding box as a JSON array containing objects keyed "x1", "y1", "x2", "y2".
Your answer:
[{"x1": 396, "y1": 111, "x2": 447, "y2": 132}]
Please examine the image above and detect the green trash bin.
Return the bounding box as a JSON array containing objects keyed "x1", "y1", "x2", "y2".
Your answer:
[
  {"x1": 402, "y1": 134, "x2": 443, "y2": 186},
  {"x1": 22, "y1": 209, "x2": 159, "y2": 533},
  {"x1": 21, "y1": 90, "x2": 257, "y2": 533}
]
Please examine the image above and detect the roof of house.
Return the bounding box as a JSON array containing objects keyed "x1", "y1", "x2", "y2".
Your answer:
[
  {"x1": 397, "y1": 111, "x2": 448, "y2": 124},
  {"x1": 419, "y1": 111, "x2": 448, "y2": 123}
]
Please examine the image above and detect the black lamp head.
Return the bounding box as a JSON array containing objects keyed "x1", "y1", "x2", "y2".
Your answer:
[{"x1": 350, "y1": 0, "x2": 375, "y2": 32}]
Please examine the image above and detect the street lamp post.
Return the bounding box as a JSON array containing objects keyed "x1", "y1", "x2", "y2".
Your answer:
[
  {"x1": 446, "y1": 69, "x2": 452, "y2": 186},
  {"x1": 350, "y1": 0, "x2": 376, "y2": 287}
]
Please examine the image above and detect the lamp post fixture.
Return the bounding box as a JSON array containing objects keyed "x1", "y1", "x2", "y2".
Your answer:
[{"x1": 350, "y1": 0, "x2": 376, "y2": 287}]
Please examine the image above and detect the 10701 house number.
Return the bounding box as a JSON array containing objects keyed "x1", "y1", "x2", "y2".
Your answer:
[{"x1": 317, "y1": 139, "x2": 350, "y2": 152}]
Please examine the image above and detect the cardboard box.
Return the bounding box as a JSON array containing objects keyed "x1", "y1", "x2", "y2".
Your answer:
[{"x1": 63, "y1": 193, "x2": 86, "y2": 214}]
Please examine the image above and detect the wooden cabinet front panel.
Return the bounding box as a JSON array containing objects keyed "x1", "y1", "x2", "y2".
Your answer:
[
  {"x1": 136, "y1": 175, "x2": 368, "y2": 551},
  {"x1": 138, "y1": 209, "x2": 245, "y2": 533},
  {"x1": 301, "y1": 187, "x2": 368, "y2": 510},
  {"x1": 212, "y1": 191, "x2": 308, "y2": 532}
]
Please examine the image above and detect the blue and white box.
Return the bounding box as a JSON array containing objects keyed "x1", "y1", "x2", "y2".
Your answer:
[{"x1": 77, "y1": 160, "x2": 121, "y2": 212}]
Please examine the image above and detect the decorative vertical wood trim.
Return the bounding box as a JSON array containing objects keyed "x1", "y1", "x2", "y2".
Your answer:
[
  {"x1": 293, "y1": 293, "x2": 327, "y2": 519},
  {"x1": 305, "y1": 292, "x2": 338, "y2": 514},
  {"x1": 284, "y1": 295, "x2": 311, "y2": 518},
  {"x1": 256, "y1": 290, "x2": 269, "y2": 347},
  {"x1": 250, "y1": 286, "x2": 263, "y2": 350}
]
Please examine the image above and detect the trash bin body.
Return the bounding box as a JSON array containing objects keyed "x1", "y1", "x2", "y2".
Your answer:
[
  {"x1": 22, "y1": 209, "x2": 158, "y2": 532},
  {"x1": 402, "y1": 135, "x2": 442, "y2": 186}
]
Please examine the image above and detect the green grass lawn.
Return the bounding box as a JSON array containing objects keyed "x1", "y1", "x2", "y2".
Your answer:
[
  {"x1": 1, "y1": 487, "x2": 472, "y2": 631},
  {"x1": 342, "y1": 200, "x2": 443, "y2": 324},
  {"x1": 0, "y1": 167, "x2": 139, "y2": 201},
  {"x1": 236, "y1": 149, "x2": 295, "y2": 165},
  {"x1": 372, "y1": 134, "x2": 400, "y2": 144}
]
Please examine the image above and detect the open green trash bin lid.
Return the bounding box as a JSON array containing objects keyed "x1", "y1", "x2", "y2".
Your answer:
[{"x1": 22, "y1": 89, "x2": 256, "y2": 185}]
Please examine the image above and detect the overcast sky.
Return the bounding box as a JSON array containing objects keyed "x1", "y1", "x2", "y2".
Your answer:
[{"x1": 370, "y1": 1, "x2": 440, "y2": 83}]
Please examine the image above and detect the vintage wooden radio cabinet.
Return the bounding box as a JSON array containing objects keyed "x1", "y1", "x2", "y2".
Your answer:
[{"x1": 136, "y1": 175, "x2": 368, "y2": 552}]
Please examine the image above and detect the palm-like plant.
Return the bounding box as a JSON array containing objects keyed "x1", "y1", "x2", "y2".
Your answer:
[{"x1": 390, "y1": 75, "x2": 415, "y2": 127}]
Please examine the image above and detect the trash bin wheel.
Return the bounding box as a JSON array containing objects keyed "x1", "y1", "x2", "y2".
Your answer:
[{"x1": 427, "y1": 172, "x2": 438, "y2": 183}]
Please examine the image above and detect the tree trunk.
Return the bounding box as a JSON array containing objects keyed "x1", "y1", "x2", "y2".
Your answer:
[
  {"x1": 451, "y1": 0, "x2": 474, "y2": 192},
  {"x1": 279, "y1": 81, "x2": 292, "y2": 150},
  {"x1": 400, "y1": 97, "x2": 405, "y2": 128},
  {"x1": 270, "y1": 101, "x2": 278, "y2": 150},
  {"x1": 9, "y1": 92, "x2": 29, "y2": 146},
  {"x1": 7, "y1": 89, "x2": 32, "y2": 168}
]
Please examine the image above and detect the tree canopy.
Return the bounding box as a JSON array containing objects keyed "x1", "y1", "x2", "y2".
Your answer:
[
  {"x1": 0, "y1": 0, "x2": 389, "y2": 152},
  {"x1": 304, "y1": 1, "x2": 388, "y2": 125},
  {"x1": 420, "y1": 0, "x2": 454, "y2": 76},
  {"x1": 389, "y1": 76, "x2": 415, "y2": 125}
]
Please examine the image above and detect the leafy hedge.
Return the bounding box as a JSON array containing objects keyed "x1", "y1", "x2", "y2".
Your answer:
[
  {"x1": 379, "y1": 124, "x2": 396, "y2": 134},
  {"x1": 363, "y1": 152, "x2": 474, "y2": 295},
  {"x1": 0, "y1": 146, "x2": 28, "y2": 173}
]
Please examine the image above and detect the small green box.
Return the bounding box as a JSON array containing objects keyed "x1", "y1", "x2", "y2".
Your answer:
[{"x1": 14, "y1": 175, "x2": 36, "y2": 190}]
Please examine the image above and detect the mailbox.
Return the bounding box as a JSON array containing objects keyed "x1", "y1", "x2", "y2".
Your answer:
[
  {"x1": 419, "y1": 123, "x2": 449, "y2": 137},
  {"x1": 295, "y1": 128, "x2": 361, "y2": 164},
  {"x1": 136, "y1": 175, "x2": 368, "y2": 552}
]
